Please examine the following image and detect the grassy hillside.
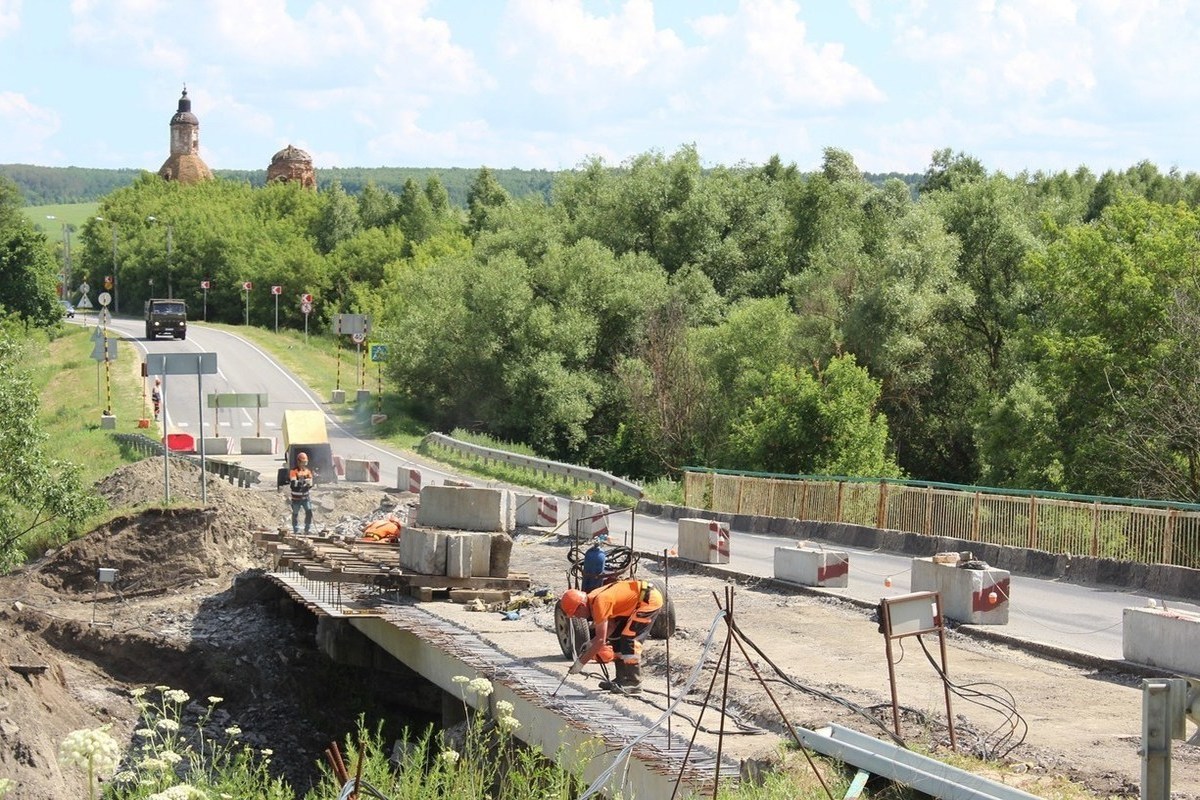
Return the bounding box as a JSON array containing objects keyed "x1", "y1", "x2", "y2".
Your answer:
[{"x1": 24, "y1": 202, "x2": 100, "y2": 232}]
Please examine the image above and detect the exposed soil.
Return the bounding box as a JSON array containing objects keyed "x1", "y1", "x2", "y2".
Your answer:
[{"x1": 0, "y1": 458, "x2": 1197, "y2": 799}]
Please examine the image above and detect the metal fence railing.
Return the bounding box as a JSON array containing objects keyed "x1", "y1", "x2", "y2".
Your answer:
[
  {"x1": 683, "y1": 468, "x2": 1200, "y2": 569},
  {"x1": 114, "y1": 433, "x2": 261, "y2": 488}
]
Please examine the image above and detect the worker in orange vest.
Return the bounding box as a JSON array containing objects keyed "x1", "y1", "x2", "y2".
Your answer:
[
  {"x1": 288, "y1": 452, "x2": 314, "y2": 535},
  {"x1": 559, "y1": 579, "x2": 663, "y2": 694}
]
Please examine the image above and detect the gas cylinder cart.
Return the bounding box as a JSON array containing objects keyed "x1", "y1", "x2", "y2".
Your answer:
[{"x1": 553, "y1": 531, "x2": 676, "y2": 660}]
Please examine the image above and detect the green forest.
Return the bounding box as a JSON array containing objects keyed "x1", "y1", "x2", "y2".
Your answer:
[{"x1": 6, "y1": 147, "x2": 1200, "y2": 504}]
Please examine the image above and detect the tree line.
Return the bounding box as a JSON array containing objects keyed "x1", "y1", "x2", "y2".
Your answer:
[{"x1": 7, "y1": 147, "x2": 1200, "y2": 505}]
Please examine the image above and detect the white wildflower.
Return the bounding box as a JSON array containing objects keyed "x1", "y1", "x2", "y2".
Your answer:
[
  {"x1": 163, "y1": 689, "x2": 190, "y2": 704},
  {"x1": 130, "y1": 687, "x2": 148, "y2": 698},
  {"x1": 451, "y1": 675, "x2": 469, "y2": 685},
  {"x1": 439, "y1": 749, "x2": 460, "y2": 764},
  {"x1": 467, "y1": 677, "x2": 493, "y2": 697},
  {"x1": 156, "y1": 719, "x2": 180, "y2": 733},
  {"x1": 58, "y1": 726, "x2": 121, "y2": 777},
  {"x1": 160, "y1": 750, "x2": 183, "y2": 764},
  {"x1": 497, "y1": 715, "x2": 521, "y2": 731},
  {"x1": 148, "y1": 785, "x2": 209, "y2": 800},
  {"x1": 136, "y1": 728, "x2": 155, "y2": 738},
  {"x1": 207, "y1": 696, "x2": 223, "y2": 705},
  {"x1": 495, "y1": 700, "x2": 514, "y2": 716},
  {"x1": 224, "y1": 726, "x2": 242, "y2": 737}
]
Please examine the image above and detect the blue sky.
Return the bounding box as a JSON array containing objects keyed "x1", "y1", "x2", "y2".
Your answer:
[{"x1": 2, "y1": 0, "x2": 1197, "y2": 176}]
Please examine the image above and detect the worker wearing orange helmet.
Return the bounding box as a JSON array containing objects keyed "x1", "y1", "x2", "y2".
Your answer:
[
  {"x1": 560, "y1": 579, "x2": 663, "y2": 694},
  {"x1": 288, "y1": 452, "x2": 314, "y2": 535}
]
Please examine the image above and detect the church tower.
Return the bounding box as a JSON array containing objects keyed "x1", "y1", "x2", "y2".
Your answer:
[{"x1": 158, "y1": 86, "x2": 213, "y2": 184}]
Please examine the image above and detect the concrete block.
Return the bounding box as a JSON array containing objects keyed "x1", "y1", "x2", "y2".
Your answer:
[
  {"x1": 344, "y1": 459, "x2": 381, "y2": 482},
  {"x1": 240, "y1": 436, "x2": 275, "y2": 455},
  {"x1": 677, "y1": 518, "x2": 730, "y2": 564},
  {"x1": 1123, "y1": 606, "x2": 1200, "y2": 674},
  {"x1": 774, "y1": 545, "x2": 850, "y2": 587},
  {"x1": 411, "y1": 587, "x2": 434, "y2": 602},
  {"x1": 398, "y1": 467, "x2": 422, "y2": 494},
  {"x1": 569, "y1": 500, "x2": 610, "y2": 539},
  {"x1": 469, "y1": 532, "x2": 492, "y2": 577},
  {"x1": 100, "y1": 414, "x2": 116, "y2": 429},
  {"x1": 356, "y1": 389, "x2": 372, "y2": 404},
  {"x1": 199, "y1": 437, "x2": 230, "y2": 455},
  {"x1": 911, "y1": 558, "x2": 1009, "y2": 624},
  {"x1": 445, "y1": 479, "x2": 473, "y2": 488},
  {"x1": 447, "y1": 534, "x2": 471, "y2": 579},
  {"x1": 418, "y1": 485, "x2": 510, "y2": 532},
  {"x1": 489, "y1": 533, "x2": 513, "y2": 577},
  {"x1": 331, "y1": 389, "x2": 346, "y2": 404},
  {"x1": 512, "y1": 492, "x2": 540, "y2": 526},
  {"x1": 449, "y1": 589, "x2": 510, "y2": 604},
  {"x1": 398, "y1": 527, "x2": 446, "y2": 575}
]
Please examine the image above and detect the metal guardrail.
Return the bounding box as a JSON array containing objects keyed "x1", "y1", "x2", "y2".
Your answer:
[
  {"x1": 422, "y1": 432, "x2": 644, "y2": 499},
  {"x1": 683, "y1": 468, "x2": 1200, "y2": 569},
  {"x1": 113, "y1": 433, "x2": 261, "y2": 488}
]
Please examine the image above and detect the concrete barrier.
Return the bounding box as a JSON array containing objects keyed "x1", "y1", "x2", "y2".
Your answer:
[
  {"x1": 399, "y1": 528, "x2": 447, "y2": 575},
  {"x1": 910, "y1": 558, "x2": 1010, "y2": 624},
  {"x1": 397, "y1": 467, "x2": 422, "y2": 494},
  {"x1": 100, "y1": 414, "x2": 116, "y2": 429},
  {"x1": 1123, "y1": 606, "x2": 1200, "y2": 674},
  {"x1": 537, "y1": 495, "x2": 558, "y2": 527},
  {"x1": 569, "y1": 500, "x2": 610, "y2": 539},
  {"x1": 774, "y1": 544, "x2": 849, "y2": 587},
  {"x1": 512, "y1": 492, "x2": 540, "y2": 527},
  {"x1": 332, "y1": 455, "x2": 345, "y2": 477},
  {"x1": 344, "y1": 459, "x2": 381, "y2": 482},
  {"x1": 331, "y1": 389, "x2": 346, "y2": 404},
  {"x1": 200, "y1": 437, "x2": 231, "y2": 455},
  {"x1": 677, "y1": 518, "x2": 730, "y2": 564},
  {"x1": 418, "y1": 486, "x2": 512, "y2": 532},
  {"x1": 240, "y1": 436, "x2": 275, "y2": 455}
]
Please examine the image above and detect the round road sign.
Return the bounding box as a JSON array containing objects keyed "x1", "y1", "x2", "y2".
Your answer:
[
  {"x1": 352, "y1": 332, "x2": 366, "y2": 344},
  {"x1": 98, "y1": 292, "x2": 112, "y2": 307},
  {"x1": 301, "y1": 301, "x2": 313, "y2": 314}
]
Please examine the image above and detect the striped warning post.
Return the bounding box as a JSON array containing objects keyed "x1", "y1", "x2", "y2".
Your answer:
[
  {"x1": 536, "y1": 495, "x2": 558, "y2": 526},
  {"x1": 708, "y1": 521, "x2": 730, "y2": 564}
]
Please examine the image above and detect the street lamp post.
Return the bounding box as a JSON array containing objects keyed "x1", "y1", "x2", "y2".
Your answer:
[
  {"x1": 95, "y1": 217, "x2": 119, "y2": 314},
  {"x1": 146, "y1": 216, "x2": 173, "y2": 298},
  {"x1": 46, "y1": 215, "x2": 70, "y2": 299}
]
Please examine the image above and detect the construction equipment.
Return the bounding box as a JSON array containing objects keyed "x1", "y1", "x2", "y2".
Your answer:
[{"x1": 278, "y1": 409, "x2": 337, "y2": 485}]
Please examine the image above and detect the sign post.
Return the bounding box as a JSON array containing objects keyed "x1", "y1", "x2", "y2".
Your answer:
[
  {"x1": 370, "y1": 343, "x2": 389, "y2": 416},
  {"x1": 301, "y1": 295, "x2": 313, "y2": 346},
  {"x1": 271, "y1": 284, "x2": 282, "y2": 332},
  {"x1": 145, "y1": 352, "x2": 219, "y2": 504},
  {"x1": 241, "y1": 281, "x2": 253, "y2": 325},
  {"x1": 98, "y1": 293, "x2": 114, "y2": 418}
]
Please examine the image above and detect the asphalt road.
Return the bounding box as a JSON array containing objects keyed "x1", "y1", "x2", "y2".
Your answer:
[{"x1": 86, "y1": 315, "x2": 1200, "y2": 665}]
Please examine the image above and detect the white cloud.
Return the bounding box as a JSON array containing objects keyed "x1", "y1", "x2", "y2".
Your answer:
[
  {"x1": 0, "y1": 91, "x2": 61, "y2": 162},
  {"x1": 0, "y1": 0, "x2": 19, "y2": 38}
]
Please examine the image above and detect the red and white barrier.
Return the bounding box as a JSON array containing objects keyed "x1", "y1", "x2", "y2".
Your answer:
[
  {"x1": 677, "y1": 518, "x2": 730, "y2": 564},
  {"x1": 536, "y1": 495, "x2": 558, "y2": 527},
  {"x1": 398, "y1": 467, "x2": 421, "y2": 494},
  {"x1": 332, "y1": 455, "x2": 345, "y2": 477},
  {"x1": 344, "y1": 458, "x2": 381, "y2": 483}
]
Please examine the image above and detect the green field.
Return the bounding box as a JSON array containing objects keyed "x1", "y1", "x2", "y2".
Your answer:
[{"x1": 24, "y1": 201, "x2": 100, "y2": 232}]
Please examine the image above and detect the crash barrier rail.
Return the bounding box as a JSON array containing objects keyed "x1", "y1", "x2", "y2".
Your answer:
[
  {"x1": 421, "y1": 432, "x2": 644, "y2": 499},
  {"x1": 114, "y1": 433, "x2": 262, "y2": 488},
  {"x1": 682, "y1": 468, "x2": 1200, "y2": 570}
]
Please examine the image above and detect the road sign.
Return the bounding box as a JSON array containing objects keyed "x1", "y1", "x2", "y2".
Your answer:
[
  {"x1": 302, "y1": 293, "x2": 314, "y2": 303},
  {"x1": 98, "y1": 292, "x2": 111, "y2": 307},
  {"x1": 207, "y1": 392, "x2": 269, "y2": 408},
  {"x1": 76, "y1": 295, "x2": 93, "y2": 309},
  {"x1": 334, "y1": 313, "x2": 371, "y2": 336},
  {"x1": 242, "y1": 281, "x2": 253, "y2": 291},
  {"x1": 352, "y1": 332, "x2": 365, "y2": 344},
  {"x1": 370, "y1": 344, "x2": 389, "y2": 362},
  {"x1": 90, "y1": 338, "x2": 118, "y2": 362},
  {"x1": 200, "y1": 280, "x2": 211, "y2": 290},
  {"x1": 271, "y1": 285, "x2": 282, "y2": 295},
  {"x1": 145, "y1": 352, "x2": 219, "y2": 376},
  {"x1": 301, "y1": 301, "x2": 313, "y2": 314},
  {"x1": 78, "y1": 281, "x2": 90, "y2": 295},
  {"x1": 104, "y1": 275, "x2": 113, "y2": 289}
]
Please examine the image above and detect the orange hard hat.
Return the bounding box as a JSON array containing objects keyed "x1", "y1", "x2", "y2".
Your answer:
[{"x1": 559, "y1": 589, "x2": 588, "y2": 618}]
